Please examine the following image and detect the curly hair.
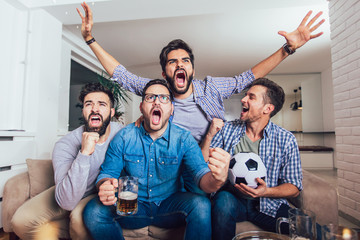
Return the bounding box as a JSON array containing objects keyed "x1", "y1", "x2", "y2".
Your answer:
[
  {"x1": 78, "y1": 82, "x2": 115, "y2": 108},
  {"x1": 159, "y1": 39, "x2": 194, "y2": 72}
]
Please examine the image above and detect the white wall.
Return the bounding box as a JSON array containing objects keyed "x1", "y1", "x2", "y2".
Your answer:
[
  {"x1": 322, "y1": 66, "x2": 335, "y2": 131},
  {"x1": 0, "y1": 0, "x2": 62, "y2": 157},
  {"x1": 329, "y1": 0, "x2": 360, "y2": 222},
  {"x1": 0, "y1": 0, "x2": 27, "y2": 130},
  {"x1": 0, "y1": 0, "x2": 63, "y2": 228}
]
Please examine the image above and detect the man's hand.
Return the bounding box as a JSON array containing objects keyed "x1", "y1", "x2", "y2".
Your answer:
[
  {"x1": 234, "y1": 177, "x2": 267, "y2": 198},
  {"x1": 208, "y1": 148, "x2": 230, "y2": 184},
  {"x1": 81, "y1": 132, "x2": 99, "y2": 156},
  {"x1": 76, "y1": 2, "x2": 94, "y2": 41},
  {"x1": 98, "y1": 178, "x2": 118, "y2": 206},
  {"x1": 207, "y1": 118, "x2": 224, "y2": 139},
  {"x1": 278, "y1": 11, "x2": 325, "y2": 50},
  {"x1": 134, "y1": 115, "x2": 144, "y2": 128}
]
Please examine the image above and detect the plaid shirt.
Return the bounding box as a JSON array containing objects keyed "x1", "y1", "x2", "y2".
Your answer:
[
  {"x1": 112, "y1": 65, "x2": 255, "y2": 121},
  {"x1": 211, "y1": 119, "x2": 303, "y2": 217}
]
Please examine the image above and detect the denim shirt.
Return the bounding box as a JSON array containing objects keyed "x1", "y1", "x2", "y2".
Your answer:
[{"x1": 97, "y1": 122, "x2": 210, "y2": 203}]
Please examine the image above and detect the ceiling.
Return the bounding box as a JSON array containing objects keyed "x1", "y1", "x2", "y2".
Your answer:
[{"x1": 17, "y1": 0, "x2": 332, "y2": 93}]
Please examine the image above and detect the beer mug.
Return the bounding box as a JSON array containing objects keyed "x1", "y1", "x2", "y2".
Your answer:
[
  {"x1": 322, "y1": 224, "x2": 358, "y2": 240},
  {"x1": 276, "y1": 208, "x2": 317, "y2": 240},
  {"x1": 116, "y1": 176, "x2": 138, "y2": 216}
]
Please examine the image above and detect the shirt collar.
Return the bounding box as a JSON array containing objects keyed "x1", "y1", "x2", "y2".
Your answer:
[
  {"x1": 192, "y1": 80, "x2": 204, "y2": 98},
  {"x1": 139, "y1": 121, "x2": 171, "y2": 142},
  {"x1": 262, "y1": 120, "x2": 273, "y2": 139},
  {"x1": 238, "y1": 119, "x2": 273, "y2": 139}
]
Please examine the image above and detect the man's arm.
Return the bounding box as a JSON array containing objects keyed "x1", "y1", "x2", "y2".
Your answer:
[
  {"x1": 200, "y1": 118, "x2": 224, "y2": 162},
  {"x1": 77, "y1": 2, "x2": 119, "y2": 76},
  {"x1": 53, "y1": 132, "x2": 99, "y2": 211},
  {"x1": 199, "y1": 148, "x2": 230, "y2": 193},
  {"x1": 251, "y1": 11, "x2": 325, "y2": 79},
  {"x1": 234, "y1": 178, "x2": 299, "y2": 199}
]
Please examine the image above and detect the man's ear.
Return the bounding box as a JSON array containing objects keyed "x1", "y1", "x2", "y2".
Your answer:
[
  {"x1": 139, "y1": 102, "x2": 143, "y2": 114},
  {"x1": 110, "y1": 108, "x2": 115, "y2": 118},
  {"x1": 162, "y1": 72, "x2": 166, "y2": 79},
  {"x1": 264, "y1": 104, "x2": 275, "y2": 115}
]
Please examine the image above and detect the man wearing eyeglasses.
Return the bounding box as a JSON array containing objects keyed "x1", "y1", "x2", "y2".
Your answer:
[{"x1": 82, "y1": 79, "x2": 230, "y2": 240}]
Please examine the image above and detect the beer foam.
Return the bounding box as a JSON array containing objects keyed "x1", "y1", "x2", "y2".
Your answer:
[{"x1": 119, "y1": 191, "x2": 137, "y2": 200}]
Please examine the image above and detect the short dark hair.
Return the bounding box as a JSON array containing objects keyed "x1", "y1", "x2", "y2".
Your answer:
[
  {"x1": 142, "y1": 79, "x2": 174, "y2": 102},
  {"x1": 248, "y1": 78, "x2": 285, "y2": 117},
  {"x1": 79, "y1": 82, "x2": 115, "y2": 108},
  {"x1": 159, "y1": 39, "x2": 194, "y2": 72}
]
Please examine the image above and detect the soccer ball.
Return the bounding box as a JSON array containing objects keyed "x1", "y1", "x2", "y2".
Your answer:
[{"x1": 228, "y1": 152, "x2": 267, "y2": 188}]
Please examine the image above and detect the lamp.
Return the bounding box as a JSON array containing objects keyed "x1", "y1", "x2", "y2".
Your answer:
[
  {"x1": 298, "y1": 87, "x2": 303, "y2": 109},
  {"x1": 290, "y1": 89, "x2": 299, "y2": 111}
]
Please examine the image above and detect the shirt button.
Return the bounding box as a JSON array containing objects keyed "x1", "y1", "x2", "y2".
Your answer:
[
  {"x1": 161, "y1": 161, "x2": 165, "y2": 164},
  {"x1": 151, "y1": 159, "x2": 154, "y2": 161},
  {"x1": 149, "y1": 189, "x2": 152, "y2": 192},
  {"x1": 150, "y1": 174, "x2": 153, "y2": 177},
  {"x1": 137, "y1": 160, "x2": 140, "y2": 162}
]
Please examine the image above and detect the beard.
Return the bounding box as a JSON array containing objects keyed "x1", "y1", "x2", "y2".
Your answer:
[
  {"x1": 83, "y1": 113, "x2": 111, "y2": 137},
  {"x1": 165, "y1": 71, "x2": 193, "y2": 95}
]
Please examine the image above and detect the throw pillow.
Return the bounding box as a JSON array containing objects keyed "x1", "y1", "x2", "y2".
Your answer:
[{"x1": 26, "y1": 159, "x2": 55, "y2": 198}]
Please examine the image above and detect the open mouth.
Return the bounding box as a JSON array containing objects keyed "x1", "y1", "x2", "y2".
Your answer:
[
  {"x1": 242, "y1": 106, "x2": 249, "y2": 113},
  {"x1": 151, "y1": 109, "x2": 162, "y2": 125},
  {"x1": 89, "y1": 114, "x2": 102, "y2": 127},
  {"x1": 175, "y1": 70, "x2": 186, "y2": 88}
]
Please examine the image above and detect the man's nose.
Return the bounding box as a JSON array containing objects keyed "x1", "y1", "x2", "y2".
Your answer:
[
  {"x1": 92, "y1": 104, "x2": 100, "y2": 112},
  {"x1": 153, "y1": 96, "x2": 161, "y2": 104},
  {"x1": 177, "y1": 61, "x2": 184, "y2": 69},
  {"x1": 241, "y1": 96, "x2": 248, "y2": 104}
]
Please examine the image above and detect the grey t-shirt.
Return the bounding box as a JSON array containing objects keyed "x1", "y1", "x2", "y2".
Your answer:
[
  {"x1": 52, "y1": 122, "x2": 123, "y2": 211},
  {"x1": 172, "y1": 93, "x2": 210, "y2": 143},
  {"x1": 234, "y1": 134, "x2": 262, "y2": 155}
]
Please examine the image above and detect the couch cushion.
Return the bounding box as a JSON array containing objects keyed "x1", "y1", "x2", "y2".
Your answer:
[
  {"x1": 26, "y1": 159, "x2": 55, "y2": 198},
  {"x1": 149, "y1": 225, "x2": 185, "y2": 240},
  {"x1": 123, "y1": 227, "x2": 150, "y2": 239}
]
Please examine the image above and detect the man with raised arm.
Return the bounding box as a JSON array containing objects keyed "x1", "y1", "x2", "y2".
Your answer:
[{"x1": 77, "y1": 2, "x2": 324, "y2": 144}]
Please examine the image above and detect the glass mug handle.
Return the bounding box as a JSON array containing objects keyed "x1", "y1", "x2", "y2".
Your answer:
[
  {"x1": 276, "y1": 217, "x2": 289, "y2": 235},
  {"x1": 113, "y1": 188, "x2": 118, "y2": 206}
]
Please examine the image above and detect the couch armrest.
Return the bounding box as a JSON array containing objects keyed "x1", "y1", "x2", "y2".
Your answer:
[
  {"x1": 300, "y1": 170, "x2": 338, "y2": 225},
  {"x1": 2, "y1": 171, "x2": 31, "y2": 232}
]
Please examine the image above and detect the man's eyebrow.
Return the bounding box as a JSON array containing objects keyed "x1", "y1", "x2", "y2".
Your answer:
[
  {"x1": 84, "y1": 100, "x2": 108, "y2": 105},
  {"x1": 248, "y1": 92, "x2": 256, "y2": 98}
]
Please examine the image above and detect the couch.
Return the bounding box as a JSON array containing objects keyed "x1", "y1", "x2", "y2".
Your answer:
[{"x1": 2, "y1": 159, "x2": 339, "y2": 239}]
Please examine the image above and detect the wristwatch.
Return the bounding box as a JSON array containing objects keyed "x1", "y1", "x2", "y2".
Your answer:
[{"x1": 283, "y1": 43, "x2": 296, "y2": 55}]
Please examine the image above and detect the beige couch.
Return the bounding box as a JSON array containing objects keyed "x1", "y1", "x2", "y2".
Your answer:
[{"x1": 2, "y1": 159, "x2": 339, "y2": 239}]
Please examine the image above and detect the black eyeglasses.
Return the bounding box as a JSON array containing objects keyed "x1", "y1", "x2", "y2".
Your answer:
[{"x1": 144, "y1": 94, "x2": 171, "y2": 103}]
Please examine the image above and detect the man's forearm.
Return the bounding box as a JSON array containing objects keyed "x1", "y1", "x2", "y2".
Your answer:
[
  {"x1": 251, "y1": 47, "x2": 288, "y2": 79},
  {"x1": 200, "y1": 134, "x2": 213, "y2": 162},
  {"x1": 87, "y1": 39, "x2": 120, "y2": 76},
  {"x1": 96, "y1": 177, "x2": 110, "y2": 190},
  {"x1": 263, "y1": 183, "x2": 299, "y2": 198},
  {"x1": 199, "y1": 172, "x2": 224, "y2": 193}
]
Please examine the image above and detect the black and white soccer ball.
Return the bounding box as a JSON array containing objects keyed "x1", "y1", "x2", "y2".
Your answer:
[{"x1": 228, "y1": 152, "x2": 267, "y2": 188}]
